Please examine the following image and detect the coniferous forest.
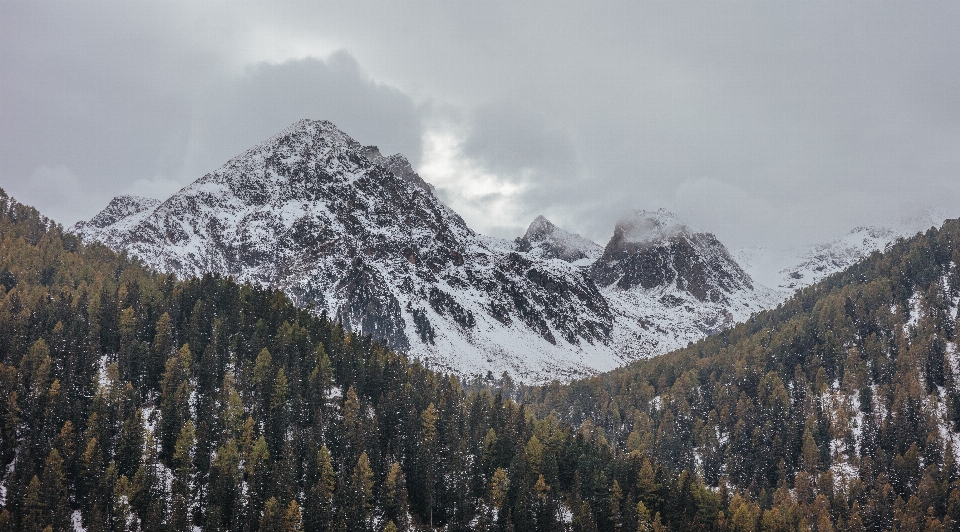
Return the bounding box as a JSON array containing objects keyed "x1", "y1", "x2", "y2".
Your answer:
[{"x1": 2, "y1": 184, "x2": 960, "y2": 532}]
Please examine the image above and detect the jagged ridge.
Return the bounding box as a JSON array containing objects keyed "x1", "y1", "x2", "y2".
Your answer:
[{"x1": 74, "y1": 120, "x2": 777, "y2": 381}]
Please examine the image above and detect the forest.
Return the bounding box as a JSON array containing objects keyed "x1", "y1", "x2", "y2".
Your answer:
[
  {"x1": 521, "y1": 213, "x2": 960, "y2": 532},
  {"x1": 0, "y1": 185, "x2": 958, "y2": 532}
]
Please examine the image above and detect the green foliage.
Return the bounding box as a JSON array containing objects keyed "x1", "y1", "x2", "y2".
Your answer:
[
  {"x1": 1, "y1": 187, "x2": 958, "y2": 531},
  {"x1": 520, "y1": 218, "x2": 960, "y2": 531}
]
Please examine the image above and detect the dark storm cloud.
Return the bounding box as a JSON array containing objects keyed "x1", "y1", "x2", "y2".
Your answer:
[{"x1": 3, "y1": 2, "x2": 960, "y2": 249}]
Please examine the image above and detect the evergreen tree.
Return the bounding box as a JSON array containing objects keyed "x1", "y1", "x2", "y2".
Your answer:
[
  {"x1": 305, "y1": 445, "x2": 336, "y2": 532},
  {"x1": 159, "y1": 344, "x2": 193, "y2": 461}
]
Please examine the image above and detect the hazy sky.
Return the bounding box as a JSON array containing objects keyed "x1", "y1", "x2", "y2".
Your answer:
[{"x1": 2, "y1": 2, "x2": 960, "y2": 250}]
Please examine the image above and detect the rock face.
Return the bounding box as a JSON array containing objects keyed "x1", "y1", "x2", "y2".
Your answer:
[
  {"x1": 74, "y1": 119, "x2": 777, "y2": 381},
  {"x1": 588, "y1": 210, "x2": 777, "y2": 361},
  {"x1": 73, "y1": 195, "x2": 161, "y2": 249},
  {"x1": 515, "y1": 215, "x2": 602, "y2": 264},
  {"x1": 591, "y1": 209, "x2": 753, "y2": 301}
]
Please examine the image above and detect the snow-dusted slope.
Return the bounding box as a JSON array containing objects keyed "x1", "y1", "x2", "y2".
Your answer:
[
  {"x1": 736, "y1": 210, "x2": 951, "y2": 297},
  {"x1": 590, "y1": 209, "x2": 780, "y2": 360},
  {"x1": 73, "y1": 195, "x2": 161, "y2": 249},
  {"x1": 74, "y1": 120, "x2": 775, "y2": 381},
  {"x1": 515, "y1": 215, "x2": 603, "y2": 265}
]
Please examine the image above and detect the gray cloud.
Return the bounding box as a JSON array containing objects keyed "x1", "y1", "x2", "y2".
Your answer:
[
  {"x1": 0, "y1": 3, "x2": 421, "y2": 225},
  {"x1": 3, "y1": 2, "x2": 960, "y2": 250},
  {"x1": 190, "y1": 53, "x2": 422, "y2": 178}
]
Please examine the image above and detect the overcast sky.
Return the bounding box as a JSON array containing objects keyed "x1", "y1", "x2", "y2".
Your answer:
[{"x1": 2, "y1": 2, "x2": 960, "y2": 250}]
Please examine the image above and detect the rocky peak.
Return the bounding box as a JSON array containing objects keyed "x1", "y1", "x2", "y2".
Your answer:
[
  {"x1": 516, "y1": 215, "x2": 602, "y2": 263},
  {"x1": 361, "y1": 145, "x2": 434, "y2": 195},
  {"x1": 82, "y1": 195, "x2": 160, "y2": 229},
  {"x1": 617, "y1": 208, "x2": 689, "y2": 245},
  {"x1": 72, "y1": 119, "x2": 629, "y2": 380},
  {"x1": 591, "y1": 210, "x2": 753, "y2": 303}
]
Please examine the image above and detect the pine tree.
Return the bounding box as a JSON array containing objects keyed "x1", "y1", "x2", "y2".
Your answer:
[
  {"x1": 282, "y1": 500, "x2": 303, "y2": 532},
  {"x1": 246, "y1": 435, "x2": 272, "y2": 524},
  {"x1": 260, "y1": 497, "x2": 282, "y2": 532},
  {"x1": 385, "y1": 461, "x2": 410, "y2": 531},
  {"x1": 209, "y1": 438, "x2": 241, "y2": 530},
  {"x1": 341, "y1": 386, "x2": 363, "y2": 459},
  {"x1": 847, "y1": 502, "x2": 866, "y2": 532},
  {"x1": 111, "y1": 474, "x2": 140, "y2": 532},
  {"x1": 22, "y1": 475, "x2": 46, "y2": 532},
  {"x1": 172, "y1": 420, "x2": 196, "y2": 504},
  {"x1": 610, "y1": 479, "x2": 624, "y2": 531},
  {"x1": 348, "y1": 452, "x2": 374, "y2": 531},
  {"x1": 159, "y1": 344, "x2": 193, "y2": 460},
  {"x1": 150, "y1": 312, "x2": 174, "y2": 388},
  {"x1": 40, "y1": 448, "x2": 70, "y2": 531},
  {"x1": 306, "y1": 445, "x2": 336, "y2": 532},
  {"x1": 419, "y1": 402, "x2": 439, "y2": 526},
  {"x1": 573, "y1": 500, "x2": 599, "y2": 532}
]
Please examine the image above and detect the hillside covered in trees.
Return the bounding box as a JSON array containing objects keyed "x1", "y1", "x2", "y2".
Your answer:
[
  {"x1": 522, "y1": 215, "x2": 960, "y2": 531},
  {"x1": 1, "y1": 185, "x2": 959, "y2": 532},
  {"x1": 0, "y1": 190, "x2": 731, "y2": 532}
]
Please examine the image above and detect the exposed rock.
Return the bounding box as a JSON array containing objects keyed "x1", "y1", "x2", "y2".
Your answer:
[{"x1": 74, "y1": 121, "x2": 778, "y2": 381}]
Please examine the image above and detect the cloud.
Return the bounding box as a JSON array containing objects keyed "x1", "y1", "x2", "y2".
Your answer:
[
  {"x1": 3, "y1": 166, "x2": 85, "y2": 225},
  {"x1": 669, "y1": 178, "x2": 783, "y2": 249},
  {"x1": 421, "y1": 102, "x2": 604, "y2": 240},
  {"x1": 188, "y1": 52, "x2": 423, "y2": 177},
  {"x1": 5, "y1": 2, "x2": 960, "y2": 246},
  {"x1": 1, "y1": 6, "x2": 423, "y2": 225},
  {"x1": 420, "y1": 127, "x2": 531, "y2": 238}
]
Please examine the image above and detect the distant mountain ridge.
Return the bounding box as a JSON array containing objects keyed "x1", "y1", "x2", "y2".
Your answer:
[
  {"x1": 734, "y1": 209, "x2": 951, "y2": 296},
  {"x1": 73, "y1": 119, "x2": 778, "y2": 381}
]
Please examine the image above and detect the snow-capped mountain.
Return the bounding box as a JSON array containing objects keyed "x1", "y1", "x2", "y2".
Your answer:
[
  {"x1": 735, "y1": 210, "x2": 950, "y2": 296},
  {"x1": 589, "y1": 209, "x2": 779, "y2": 360},
  {"x1": 74, "y1": 120, "x2": 775, "y2": 381},
  {"x1": 514, "y1": 215, "x2": 602, "y2": 265}
]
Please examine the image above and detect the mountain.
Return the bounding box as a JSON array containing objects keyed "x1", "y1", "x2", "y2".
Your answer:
[
  {"x1": 589, "y1": 209, "x2": 779, "y2": 360},
  {"x1": 515, "y1": 215, "x2": 602, "y2": 264},
  {"x1": 735, "y1": 210, "x2": 950, "y2": 295},
  {"x1": 521, "y1": 216, "x2": 960, "y2": 532},
  {"x1": 0, "y1": 187, "x2": 734, "y2": 532},
  {"x1": 73, "y1": 120, "x2": 775, "y2": 381}
]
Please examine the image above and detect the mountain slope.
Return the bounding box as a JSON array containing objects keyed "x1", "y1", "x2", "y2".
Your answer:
[
  {"x1": 735, "y1": 210, "x2": 951, "y2": 295},
  {"x1": 73, "y1": 120, "x2": 619, "y2": 380},
  {"x1": 590, "y1": 209, "x2": 779, "y2": 360},
  {"x1": 74, "y1": 120, "x2": 775, "y2": 380},
  {"x1": 522, "y1": 218, "x2": 960, "y2": 530},
  {"x1": 0, "y1": 185, "x2": 814, "y2": 532},
  {"x1": 515, "y1": 215, "x2": 603, "y2": 265}
]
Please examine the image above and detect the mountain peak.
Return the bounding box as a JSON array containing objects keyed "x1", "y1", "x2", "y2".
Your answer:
[
  {"x1": 616, "y1": 208, "x2": 690, "y2": 245},
  {"x1": 72, "y1": 121, "x2": 775, "y2": 381},
  {"x1": 524, "y1": 215, "x2": 556, "y2": 237},
  {"x1": 516, "y1": 215, "x2": 601, "y2": 263},
  {"x1": 83, "y1": 195, "x2": 161, "y2": 230},
  {"x1": 593, "y1": 208, "x2": 754, "y2": 302}
]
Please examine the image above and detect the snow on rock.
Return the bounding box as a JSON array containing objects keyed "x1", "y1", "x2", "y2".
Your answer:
[
  {"x1": 736, "y1": 209, "x2": 952, "y2": 298},
  {"x1": 617, "y1": 208, "x2": 689, "y2": 245},
  {"x1": 778, "y1": 226, "x2": 904, "y2": 292},
  {"x1": 515, "y1": 215, "x2": 603, "y2": 264},
  {"x1": 73, "y1": 119, "x2": 776, "y2": 382},
  {"x1": 72, "y1": 195, "x2": 162, "y2": 250}
]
